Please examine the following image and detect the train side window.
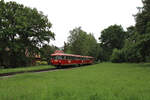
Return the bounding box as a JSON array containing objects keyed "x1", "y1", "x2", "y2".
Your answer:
[
  {"x1": 67, "y1": 56, "x2": 70, "y2": 60},
  {"x1": 52, "y1": 56, "x2": 57, "y2": 60},
  {"x1": 51, "y1": 56, "x2": 53, "y2": 59},
  {"x1": 74, "y1": 57, "x2": 77, "y2": 60},
  {"x1": 52, "y1": 56, "x2": 56, "y2": 60},
  {"x1": 70, "y1": 56, "x2": 73, "y2": 60},
  {"x1": 62, "y1": 56, "x2": 66, "y2": 60},
  {"x1": 62, "y1": 56, "x2": 64, "y2": 60},
  {"x1": 66, "y1": 56, "x2": 69, "y2": 60},
  {"x1": 57, "y1": 56, "x2": 62, "y2": 60},
  {"x1": 71, "y1": 56, "x2": 73, "y2": 60},
  {"x1": 63, "y1": 56, "x2": 66, "y2": 60},
  {"x1": 76, "y1": 57, "x2": 78, "y2": 60},
  {"x1": 70, "y1": 56, "x2": 72, "y2": 60},
  {"x1": 68, "y1": 56, "x2": 70, "y2": 60},
  {"x1": 72, "y1": 56, "x2": 74, "y2": 60}
]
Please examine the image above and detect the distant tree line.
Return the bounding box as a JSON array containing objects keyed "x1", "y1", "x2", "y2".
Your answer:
[
  {"x1": 0, "y1": 0, "x2": 150, "y2": 68},
  {"x1": 64, "y1": 0, "x2": 150, "y2": 63},
  {"x1": 63, "y1": 27, "x2": 100, "y2": 60},
  {"x1": 110, "y1": 0, "x2": 150, "y2": 63}
]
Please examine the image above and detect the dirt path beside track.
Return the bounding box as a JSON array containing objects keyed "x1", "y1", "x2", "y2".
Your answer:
[
  {"x1": 0, "y1": 68, "x2": 59, "y2": 78},
  {"x1": 0, "y1": 66, "x2": 82, "y2": 78}
]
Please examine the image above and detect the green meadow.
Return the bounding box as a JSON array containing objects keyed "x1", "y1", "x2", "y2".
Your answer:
[{"x1": 0, "y1": 63, "x2": 150, "y2": 100}]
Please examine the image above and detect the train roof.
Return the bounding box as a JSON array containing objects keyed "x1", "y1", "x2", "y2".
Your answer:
[
  {"x1": 51, "y1": 53, "x2": 75, "y2": 56},
  {"x1": 51, "y1": 53, "x2": 94, "y2": 58}
]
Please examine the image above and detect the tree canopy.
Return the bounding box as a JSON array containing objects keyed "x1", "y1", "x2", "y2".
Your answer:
[
  {"x1": 135, "y1": 0, "x2": 150, "y2": 35},
  {"x1": 64, "y1": 27, "x2": 100, "y2": 59},
  {"x1": 99, "y1": 25, "x2": 126, "y2": 61},
  {"x1": 110, "y1": 0, "x2": 150, "y2": 63},
  {"x1": 0, "y1": 0, "x2": 55, "y2": 67},
  {"x1": 40, "y1": 45, "x2": 58, "y2": 63}
]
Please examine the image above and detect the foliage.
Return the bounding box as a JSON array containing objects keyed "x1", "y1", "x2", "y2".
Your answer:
[
  {"x1": 110, "y1": 0, "x2": 150, "y2": 63},
  {"x1": 67, "y1": 27, "x2": 89, "y2": 55},
  {"x1": 40, "y1": 45, "x2": 58, "y2": 63},
  {"x1": 0, "y1": 0, "x2": 55, "y2": 67},
  {"x1": 135, "y1": 34, "x2": 150, "y2": 62},
  {"x1": 133, "y1": 0, "x2": 150, "y2": 62},
  {"x1": 40, "y1": 61, "x2": 48, "y2": 65},
  {"x1": 111, "y1": 45, "x2": 143, "y2": 63},
  {"x1": 35, "y1": 61, "x2": 48, "y2": 65},
  {"x1": 110, "y1": 49, "x2": 125, "y2": 63},
  {"x1": 99, "y1": 25, "x2": 126, "y2": 61},
  {"x1": 111, "y1": 33, "x2": 150, "y2": 63},
  {"x1": 64, "y1": 27, "x2": 99, "y2": 58},
  {"x1": 135, "y1": 0, "x2": 150, "y2": 35}
]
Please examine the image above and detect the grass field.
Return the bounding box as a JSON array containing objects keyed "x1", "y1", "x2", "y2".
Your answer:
[
  {"x1": 0, "y1": 63, "x2": 150, "y2": 100},
  {"x1": 0, "y1": 65, "x2": 54, "y2": 74}
]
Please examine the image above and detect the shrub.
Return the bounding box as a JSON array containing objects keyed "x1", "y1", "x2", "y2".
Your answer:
[
  {"x1": 35, "y1": 61, "x2": 41, "y2": 66},
  {"x1": 40, "y1": 61, "x2": 48, "y2": 65},
  {"x1": 35, "y1": 61, "x2": 48, "y2": 65},
  {"x1": 145, "y1": 56, "x2": 150, "y2": 62},
  {"x1": 111, "y1": 44, "x2": 143, "y2": 63},
  {"x1": 110, "y1": 49, "x2": 125, "y2": 63}
]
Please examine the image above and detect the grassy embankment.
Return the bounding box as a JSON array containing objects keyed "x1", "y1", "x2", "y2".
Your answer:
[
  {"x1": 0, "y1": 65, "x2": 54, "y2": 74},
  {"x1": 0, "y1": 63, "x2": 150, "y2": 100}
]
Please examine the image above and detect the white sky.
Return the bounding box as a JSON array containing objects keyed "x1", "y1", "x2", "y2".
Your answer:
[{"x1": 5, "y1": 0, "x2": 143, "y2": 47}]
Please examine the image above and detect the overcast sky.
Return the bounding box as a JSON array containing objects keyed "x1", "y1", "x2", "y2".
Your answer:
[{"x1": 5, "y1": 0, "x2": 143, "y2": 47}]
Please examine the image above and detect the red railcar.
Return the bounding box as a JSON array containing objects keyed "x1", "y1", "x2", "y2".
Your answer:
[{"x1": 50, "y1": 52, "x2": 94, "y2": 67}]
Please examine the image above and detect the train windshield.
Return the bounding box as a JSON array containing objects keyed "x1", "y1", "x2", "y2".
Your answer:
[{"x1": 51, "y1": 56, "x2": 63, "y2": 60}]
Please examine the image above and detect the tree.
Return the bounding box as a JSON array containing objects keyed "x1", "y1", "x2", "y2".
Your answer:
[
  {"x1": 86, "y1": 33, "x2": 98, "y2": 57},
  {"x1": 0, "y1": 0, "x2": 55, "y2": 67},
  {"x1": 134, "y1": 0, "x2": 150, "y2": 61},
  {"x1": 135, "y1": 0, "x2": 150, "y2": 35},
  {"x1": 99, "y1": 25, "x2": 126, "y2": 61},
  {"x1": 40, "y1": 45, "x2": 58, "y2": 63},
  {"x1": 135, "y1": 34, "x2": 150, "y2": 62},
  {"x1": 64, "y1": 27, "x2": 99, "y2": 58},
  {"x1": 67, "y1": 27, "x2": 88, "y2": 55}
]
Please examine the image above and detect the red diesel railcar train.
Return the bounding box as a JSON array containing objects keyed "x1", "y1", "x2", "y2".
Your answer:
[{"x1": 50, "y1": 51, "x2": 94, "y2": 67}]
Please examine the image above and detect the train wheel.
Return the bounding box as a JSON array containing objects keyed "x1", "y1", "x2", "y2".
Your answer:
[
  {"x1": 76, "y1": 64, "x2": 80, "y2": 67},
  {"x1": 56, "y1": 65, "x2": 61, "y2": 69}
]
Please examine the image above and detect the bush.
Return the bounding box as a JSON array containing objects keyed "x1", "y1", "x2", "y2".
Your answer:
[
  {"x1": 35, "y1": 61, "x2": 48, "y2": 65},
  {"x1": 145, "y1": 56, "x2": 150, "y2": 62},
  {"x1": 111, "y1": 44, "x2": 143, "y2": 63},
  {"x1": 40, "y1": 61, "x2": 48, "y2": 65},
  {"x1": 35, "y1": 61, "x2": 41, "y2": 66},
  {"x1": 110, "y1": 49, "x2": 125, "y2": 63}
]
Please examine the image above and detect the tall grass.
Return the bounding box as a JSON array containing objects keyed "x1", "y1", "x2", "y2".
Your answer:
[{"x1": 0, "y1": 63, "x2": 150, "y2": 100}]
